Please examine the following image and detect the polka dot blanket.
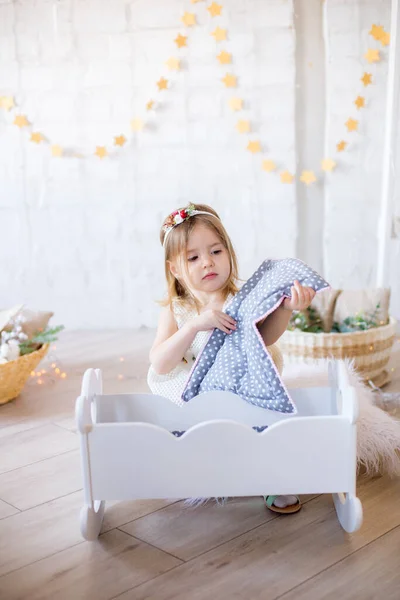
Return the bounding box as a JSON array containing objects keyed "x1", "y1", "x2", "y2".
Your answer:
[{"x1": 182, "y1": 258, "x2": 330, "y2": 413}]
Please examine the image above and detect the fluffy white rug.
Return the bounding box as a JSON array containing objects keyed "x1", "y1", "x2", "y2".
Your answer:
[{"x1": 344, "y1": 360, "x2": 400, "y2": 475}]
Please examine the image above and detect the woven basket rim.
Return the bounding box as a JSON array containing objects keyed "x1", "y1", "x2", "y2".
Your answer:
[
  {"x1": 284, "y1": 315, "x2": 397, "y2": 339},
  {"x1": 0, "y1": 342, "x2": 50, "y2": 367}
]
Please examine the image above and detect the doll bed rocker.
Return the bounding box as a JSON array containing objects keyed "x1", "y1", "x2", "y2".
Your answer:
[{"x1": 75, "y1": 359, "x2": 363, "y2": 540}]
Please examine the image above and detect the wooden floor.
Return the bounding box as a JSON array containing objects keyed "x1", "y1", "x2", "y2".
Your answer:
[{"x1": 1, "y1": 330, "x2": 400, "y2": 600}]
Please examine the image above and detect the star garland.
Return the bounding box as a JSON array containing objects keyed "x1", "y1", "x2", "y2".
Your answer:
[
  {"x1": 199, "y1": 2, "x2": 389, "y2": 186},
  {"x1": 313, "y1": 22, "x2": 389, "y2": 184},
  {"x1": 0, "y1": 5, "x2": 390, "y2": 185},
  {"x1": 0, "y1": 5, "x2": 196, "y2": 160}
]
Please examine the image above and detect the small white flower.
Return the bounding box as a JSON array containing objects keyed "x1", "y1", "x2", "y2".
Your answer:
[
  {"x1": 1, "y1": 339, "x2": 20, "y2": 361},
  {"x1": 174, "y1": 214, "x2": 184, "y2": 225}
]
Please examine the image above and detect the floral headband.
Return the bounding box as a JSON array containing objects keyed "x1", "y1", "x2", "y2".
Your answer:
[{"x1": 162, "y1": 204, "x2": 218, "y2": 246}]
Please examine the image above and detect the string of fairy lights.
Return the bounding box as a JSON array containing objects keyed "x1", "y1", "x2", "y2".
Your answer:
[
  {"x1": 27, "y1": 351, "x2": 144, "y2": 387},
  {"x1": 29, "y1": 344, "x2": 67, "y2": 386}
]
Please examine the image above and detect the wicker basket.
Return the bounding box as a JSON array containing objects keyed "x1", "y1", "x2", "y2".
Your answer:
[
  {"x1": 0, "y1": 343, "x2": 49, "y2": 405},
  {"x1": 278, "y1": 317, "x2": 397, "y2": 385}
]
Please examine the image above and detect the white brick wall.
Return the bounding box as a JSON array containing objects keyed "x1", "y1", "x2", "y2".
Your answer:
[
  {"x1": 0, "y1": 0, "x2": 399, "y2": 328},
  {"x1": 324, "y1": 0, "x2": 390, "y2": 286}
]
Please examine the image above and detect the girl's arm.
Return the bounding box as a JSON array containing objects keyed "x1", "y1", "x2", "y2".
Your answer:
[
  {"x1": 257, "y1": 304, "x2": 292, "y2": 347},
  {"x1": 149, "y1": 307, "x2": 198, "y2": 375},
  {"x1": 149, "y1": 306, "x2": 237, "y2": 375},
  {"x1": 257, "y1": 281, "x2": 316, "y2": 346}
]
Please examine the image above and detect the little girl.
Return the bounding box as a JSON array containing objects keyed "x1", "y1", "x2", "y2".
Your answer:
[{"x1": 148, "y1": 203, "x2": 316, "y2": 514}]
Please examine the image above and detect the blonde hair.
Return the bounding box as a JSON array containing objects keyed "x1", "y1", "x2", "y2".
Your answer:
[{"x1": 159, "y1": 204, "x2": 240, "y2": 310}]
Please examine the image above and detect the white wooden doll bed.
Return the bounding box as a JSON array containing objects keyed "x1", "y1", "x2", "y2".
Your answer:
[{"x1": 75, "y1": 360, "x2": 363, "y2": 541}]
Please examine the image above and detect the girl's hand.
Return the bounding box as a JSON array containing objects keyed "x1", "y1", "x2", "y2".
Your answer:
[
  {"x1": 282, "y1": 280, "x2": 316, "y2": 312},
  {"x1": 192, "y1": 309, "x2": 237, "y2": 335}
]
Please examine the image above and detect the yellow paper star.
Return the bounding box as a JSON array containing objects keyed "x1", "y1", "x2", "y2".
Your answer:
[
  {"x1": 51, "y1": 145, "x2": 63, "y2": 157},
  {"x1": 361, "y1": 72, "x2": 372, "y2": 86},
  {"x1": 236, "y1": 120, "x2": 250, "y2": 134},
  {"x1": 380, "y1": 31, "x2": 390, "y2": 46},
  {"x1": 131, "y1": 118, "x2": 144, "y2": 132},
  {"x1": 13, "y1": 115, "x2": 29, "y2": 128},
  {"x1": 354, "y1": 96, "x2": 365, "y2": 110},
  {"x1": 369, "y1": 23, "x2": 390, "y2": 45},
  {"x1": 361, "y1": 73, "x2": 372, "y2": 87},
  {"x1": 247, "y1": 140, "x2": 261, "y2": 154},
  {"x1": 300, "y1": 170, "x2": 317, "y2": 185},
  {"x1": 95, "y1": 146, "x2": 107, "y2": 159},
  {"x1": 228, "y1": 97, "x2": 243, "y2": 111},
  {"x1": 146, "y1": 100, "x2": 155, "y2": 111},
  {"x1": 30, "y1": 132, "x2": 44, "y2": 144},
  {"x1": 0, "y1": 96, "x2": 15, "y2": 111},
  {"x1": 222, "y1": 73, "x2": 237, "y2": 88},
  {"x1": 337, "y1": 141, "x2": 347, "y2": 152},
  {"x1": 191, "y1": 0, "x2": 203, "y2": 3},
  {"x1": 365, "y1": 48, "x2": 380, "y2": 63},
  {"x1": 369, "y1": 24, "x2": 384, "y2": 40},
  {"x1": 174, "y1": 33, "x2": 187, "y2": 48},
  {"x1": 157, "y1": 77, "x2": 168, "y2": 91},
  {"x1": 321, "y1": 158, "x2": 336, "y2": 172},
  {"x1": 207, "y1": 2, "x2": 223, "y2": 17},
  {"x1": 262, "y1": 160, "x2": 277, "y2": 173},
  {"x1": 182, "y1": 12, "x2": 196, "y2": 26},
  {"x1": 345, "y1": 118, "x2": 358, "y2": 132},
  {"x1": 211, "y1": 27, "x2": 227, "y2": 42},
  {"x1": 217, "y1": 50, "x2": 231, "y2": 65},
  {"x1": 114, "y1": 135, "x2": 127, "y2": 146},
  {"x1": 280, "y1": 170, "x2": 294, "y2": 184},
  {"x1": 166, "y1": 57, "x2": 180, "y2": 71}
]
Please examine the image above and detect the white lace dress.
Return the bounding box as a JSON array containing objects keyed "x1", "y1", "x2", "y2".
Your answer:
[{"x1": 147, "y1": 299, "x2": 284, "y2": 405}]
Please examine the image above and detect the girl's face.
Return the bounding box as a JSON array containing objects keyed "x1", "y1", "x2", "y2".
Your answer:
[{"x1": 171, "y1": 224, "x2": 231, "y2": 295}]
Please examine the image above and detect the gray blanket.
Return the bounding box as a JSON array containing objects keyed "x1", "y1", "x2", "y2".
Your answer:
[{"x1": 182, "y1": 258, "x2": 330, "y2": 413}]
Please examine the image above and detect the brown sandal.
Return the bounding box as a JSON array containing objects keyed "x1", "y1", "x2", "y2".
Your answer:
[{"x1": 264, "y1": 495, "x2": 302, "y2": 514}]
